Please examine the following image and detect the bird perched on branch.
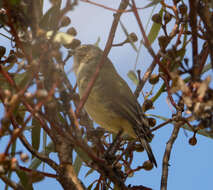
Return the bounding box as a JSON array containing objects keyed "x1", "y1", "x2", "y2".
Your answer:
[{"x1": 73, "y1": 44, "x2": 157, "y2": 167}]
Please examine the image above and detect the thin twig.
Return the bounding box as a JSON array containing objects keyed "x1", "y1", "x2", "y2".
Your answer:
[
  {"x1": 80, "y1": 0, "x2": 127, "y2": 13},
  {"x1": 160, "y1": 114, "x2": 182, "y2": 190},
  {"x1": 0, "y1": 175, "x2": 24, "y2": 190},
  {"x1": 151, "y1": 118, "x2": 173, "y2": 132},
  {"x1": 160, "y1": 74, "x2": 179, "y2": 110},
  {"x1": 19, "y1": 165, "x2": 57, "y2": 178},
  {"x1": 134, "y1": 60, "x2": 157, "y2": 97},
  {"x1": 189, "y1": 0, "x2": 199, "y2": 79}
]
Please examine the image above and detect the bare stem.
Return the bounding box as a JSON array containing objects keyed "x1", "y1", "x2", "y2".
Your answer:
[{"x1": 160, "y1": 115, "x2": 182, "y2": 190}]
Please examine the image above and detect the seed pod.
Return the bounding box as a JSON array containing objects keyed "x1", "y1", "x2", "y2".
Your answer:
[
  {"x1": 20, "y1": 153, "x2": 29, "y2": 163},
  {"x1": 36, "y1": 89, "x2": 48, "y2": 99},
  {"x1": 1, "y1": 117, "x2": 10, "y2": 134},
  {"x1": 178, "y1": 4, "x2": 187, "y2": 15},
  {"x1": 10, "y1": 158, "x2": 18, "y2": 170},
  {"x1": 142, "y1": 99, "x2": 153, "y2": 112},
  {"x1": 4, "y1": 89, "x2": 11, "y2": 98},
  {"x1": 148, "y1": 117, "x2": 156, "y2": 127},
  {"x1": 64, "y1": 39, "x2": 81, "y2": 49},
  {"x1": 0, "y1": 165, "x2": 5, "y2": 174},
  {"x1": 189, "y1": 135, "x2": 197, "y2": 146},
  {"x1": 158, "y1": 35, "x2": 170, "y2": 50},
  {"x1": 142, "y1": 160, "x2": 153, "y2": 171},
  {"x1": 152, "y1": 13, "x2": 162, "y2": 24},
  {"x1": 61, "y1": 16, "x2": 71, "y2": 27},
  {"x1": 25, "y1": 92, "x2": 34, "y2": 99},
  {"x1": 164, "y1": 12, "x2": 172, "y2": 24},
  {"x1": 67, "y1": 27, "x2": 77, "y2": 36},
  {"x1": 135, "y1": 143, "x2": 145, "y2": 152},
  {"x1": 127, "y1": 32, "x2": 138, "y2": 42},
  {"x1": 149, "y1": 74, "x2": 159, "y2": 85}
]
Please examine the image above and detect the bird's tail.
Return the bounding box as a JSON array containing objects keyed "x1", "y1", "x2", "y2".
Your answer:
[{"x1": 139, "y1": 137, "x2": 157, "y2": 167}]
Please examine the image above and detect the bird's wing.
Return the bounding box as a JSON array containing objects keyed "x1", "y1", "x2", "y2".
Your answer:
[{"x1": 97, "y1": 58, "x2": 144, "y2": 128}]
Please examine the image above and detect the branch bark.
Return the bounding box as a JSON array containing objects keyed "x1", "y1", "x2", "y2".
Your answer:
[{"x1": 161, "y1": 113, "x2": 183, "y2": 190}]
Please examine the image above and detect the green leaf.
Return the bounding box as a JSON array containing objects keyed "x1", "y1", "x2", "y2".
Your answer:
[
  {"x1": 29, "y1": 142, "x2": 55, "y2": 170},
  {"x1": 127, "y1": 70, "x2": 139, "y2": 85},
  {"x1": 17, "y1": 170, "x2": 33, "y2": 190},
  {"x1": 94, "y1": 37, "x2": 101, "y2": 46},
  {"x1": 42, "y1": 129, "x2": 47, "y2": 170},
  {"x1": 73, "y1": 154, "x2": 83, "y2": 176},
  {"x1": 142, "y1": 0, "x2": 162, "y2": 9},
  {"x1": 39, "y1": 2, "x2": 61, "y2": 30},
  {"x1": 147, "y1": 8, "x2": 163, "y2": 44},
  {"x1": 85, "y1": 168, "x2": 94, "y2": 178},
  {"x1": 74, "y1": 145, "x2": 91, "y2": 165},
  {"x1": 14, "y1": 72, "x2": 31, "y2": 88},
  {"x1": 31, "y1": 118, "x2": 41, "y2": 155}
]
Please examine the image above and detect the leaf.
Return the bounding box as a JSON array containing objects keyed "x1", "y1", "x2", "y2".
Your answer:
[
  {"x1": 42, "y1": 128, "x2": 47, "y2": 170},
  {"x1": 74, "y1": 145, "x2": 91, "y2": 166},
  {"x1": 17, "y1": 170, "x2": 33, "y2": 190},
  {"x1": 142, "y1": 0, "x2": 162, "y2": 9},
  {"x1": 46, "y1": 31, "x2": 75, "y2": 45},
  {"x1": 147, "y1": 8, "x2": 163, "y2": 44},
  {"x1": 73, "y1": 154, "x2": 83, "y2": 176},
  {"x1": 39, "y1": 2, "x2": 61, "y2": 30},
  {"x1": 14, "y1": 72, "x2": 31, "y2": 88},
  {"x1": 94, "y1": 37, "x2": 101, "y2": 46},
  {"x1": 85, "y1": 168, "x2": 94, "y2": 178},
  {"x1": 29, "y1": 143, "x2": 55, "y2": 170},
  {"x1": 31, "y1": 118, "x2": 41, "y2": 155},
  {"x1": 127, "y1": 70, "x2": 139, "y2": 85}
]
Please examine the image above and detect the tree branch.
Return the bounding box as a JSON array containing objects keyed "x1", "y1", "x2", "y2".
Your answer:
[{"x1": 160, "y1": 114, "x2": 182, "y2": 190}]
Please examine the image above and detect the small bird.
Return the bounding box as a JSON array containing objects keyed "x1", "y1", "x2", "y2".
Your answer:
[{"x1": 73, "y1": 45, "x2": 157, "y2": 167}]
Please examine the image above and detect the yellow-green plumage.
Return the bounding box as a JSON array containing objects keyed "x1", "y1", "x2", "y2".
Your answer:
[{"x1": 73, "y1": 45, "x2": 157, "y2": 167}]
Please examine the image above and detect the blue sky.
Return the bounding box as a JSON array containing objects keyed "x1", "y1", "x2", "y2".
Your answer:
[{"x1": 1, "y1": 1, "x2": 213, "y2": 189}]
